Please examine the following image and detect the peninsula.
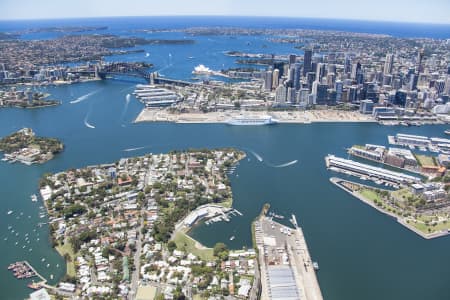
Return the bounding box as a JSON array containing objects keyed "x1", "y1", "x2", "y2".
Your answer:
[
  {"x1": 0, "y1": 88, "x2": 60, "y2": 108},
  {"x1": 37, "y1": 149, "x2": 264, "y2": 299},
  {"x1": 0, "y1": 128, "x2": 64, "y2": 165},
  {"x1": 326, "y1": 134, "x2": 450, "y2": 239}
]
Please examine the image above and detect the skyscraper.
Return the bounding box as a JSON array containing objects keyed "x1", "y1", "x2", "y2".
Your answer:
[
  {"x1": 287, "y1": 87, "x2": 297, "y2": 104},
  {"x1": 344, "y1": 54, "x2": 352, "y2": 74},
  {"x1": 303, "y1": 49, "x2": 312, "y2": 76},
  {"x1": 335, "y1": 80, "x2": 343, "y2": 102},
  {"x1": 435, "y1": 79, "x2": 446, "y2": 95},
  {"x1": 417, "y1": 49, "x2": 425, "y2": 74},
  {"x1": 289, "y1": 54, "x2": 297, "y2": 66},
  {"x1": 316, "y1": 63, "x2": 326, "y2": 83},
  {"x1": 293, "y1": 63, "x2": 302, "y2": 90},
  {"x1": 264, "y1": 70, "x2": 273, "y2": 91},
  {"x1": 275, "y1": 84, "x2": 287, "y2": 103},
  {"x1": 272, "y1": 69, "x2": 280, "y2": 89},
  {"x1": 384, "y1": 53, "x2": 394, "y2": 75},
  {"x1": 316, "y1": 84, "x2": 329, "y2": 105}
]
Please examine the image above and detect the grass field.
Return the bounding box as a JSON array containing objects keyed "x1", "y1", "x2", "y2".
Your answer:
[
  {"x1": 172, "y1": 230, "x2": 214, "y2": 261},
  {"x1": 359, "y1": 188, "x2": 381, "y2": 203},
  {"x1": 415, "y1": 154, "x2": 436, "y2": 167},
  {"x1": 56, "y1": 242, "x2": 76, "y2": 277},
  {"x1": 410, "y1": 219, "x2": 450, "y2": 234}
]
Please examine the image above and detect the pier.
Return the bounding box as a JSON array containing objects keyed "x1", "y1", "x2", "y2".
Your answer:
[
  {"x1": 254, "y1": 214, "x2": 323, "y2": 300},
  {"x1": 8, "y1": 261, "x2": 47, "y2": 286}
]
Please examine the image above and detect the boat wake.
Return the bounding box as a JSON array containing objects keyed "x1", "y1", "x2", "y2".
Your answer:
[
  {"x1": 120, "y1": 94, "x2": 131, "y2": 120},
  {"x1": 84, "y1": 107, "x2": 95, "y2": 129},
  {"x1": 249, "y1": 150, "x2": 263, "y2": 162},
  {"x1": 123, "y1": 145, "x2": 149, "y2": 152},
  {"x1": 70, "y1": 89, "x2": 102, "y2": 104},
  {"x1": 270, "y1": 160, "x2": 298, "y2": 168},
  {"x1": 84, "y1": 119, "x2": 95, "y2": 129}
]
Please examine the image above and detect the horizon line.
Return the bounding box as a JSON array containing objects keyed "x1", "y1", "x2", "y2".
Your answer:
[{"x1": 0, "y1": 15, "x2": 450, "y2": 26}]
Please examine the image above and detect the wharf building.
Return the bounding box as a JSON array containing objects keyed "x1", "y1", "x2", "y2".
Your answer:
[
  {"x1": 325, "y1": 154, "x2": 421, "y2": 185},
  {"x1": 349, "y1": 144, "x2": 385, "y2": 162}
]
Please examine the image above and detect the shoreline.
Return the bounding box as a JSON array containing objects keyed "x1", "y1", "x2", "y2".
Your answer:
[
  {"x1": 134, "y1": 109, "x2": 378, "y2": 124},
  {"x1": 329, "y1": 177, "x2": 450, "y2": 240}
]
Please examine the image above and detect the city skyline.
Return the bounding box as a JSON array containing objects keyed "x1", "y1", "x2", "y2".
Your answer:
[{"x1": 1, "y1": 0, "x2": 450, "y2": 24}]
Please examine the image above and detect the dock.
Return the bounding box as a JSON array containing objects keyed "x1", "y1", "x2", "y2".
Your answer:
[
  {"x1": 24, "y1": 261, "x2": 47, "y2": 284},
  {"x1": 254, "y1": 214, "x2": 323, "y2": 300},
  {"x1": 8, "y1": 261, "x2": 47, "y2": 285}
]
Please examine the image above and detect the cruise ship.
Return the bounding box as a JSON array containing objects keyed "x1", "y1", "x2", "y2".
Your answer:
[{"x1": 226, "y1": 115, "x2": 278, "y2": 126}]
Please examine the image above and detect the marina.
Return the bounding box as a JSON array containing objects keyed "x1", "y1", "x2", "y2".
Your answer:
[{"x1": 7, "y1": 261, "x2": 47, "y2": 285}]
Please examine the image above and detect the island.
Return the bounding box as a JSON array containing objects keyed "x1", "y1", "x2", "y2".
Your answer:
[
  {"x1": 0, "y1": 128, "x2": 64, "y2": 165},
  {"x1": 36, "y1": 149, "x2": 263, "y2": 299}
]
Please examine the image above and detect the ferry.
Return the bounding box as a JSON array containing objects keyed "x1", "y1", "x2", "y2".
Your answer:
[{"x1": 226, "y1": 115, "x2": 278, "y2": 126}]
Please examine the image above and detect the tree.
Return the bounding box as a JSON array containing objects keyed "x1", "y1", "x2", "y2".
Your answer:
[
  {"x1": 155, "y1": 294, "x2": 165, "y2": 300},
  {"x1": 168, "y1": 241, "x2": 177, "y2": 253},
  {"x1": 213, "y1": 242, "x2": 229, "y2": 260},
  {"x1": 173, "y1": 285, "x2": 186, "y2": 300}
]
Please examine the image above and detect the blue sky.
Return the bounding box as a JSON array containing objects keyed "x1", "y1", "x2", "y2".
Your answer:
[{"x1": 1, "y1": 0, "x2": 449, "y2": 24}]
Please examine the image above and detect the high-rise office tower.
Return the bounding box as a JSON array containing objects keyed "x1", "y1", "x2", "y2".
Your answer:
[
  {"x1": 275, "y1": 84, "x2": 287, "y2": 103},
  {"x1": 351, "y1": 62, "x2": 362, "y2": 80},
  {"x1": 306, "y1": 72, "x2": 316, "y2": 91},
  {"x1": 348, "y1": 86, "x2": 358, "y2": 103},
  {"x1": 409, "y1": 74, "x2": 418, "y2": 91},
  {"x1": 316, "y1": 84, "x2": 329, "y2": 105},
  {"x1": 417, "y1": 49, "x2": 425, "y2": 73},
  {"x1": 303, "y1": 49, "x2": 312, "y2": 76},
  {"x1": 445, "y1": 76, "x2": 450, "y2": 95},
  {"x1": 287, "y1": 87, "x2": 297, "y2": 104},
  {"x1": 273, "y1": 62, "x2": 285, "y2": 78},
  {"x1": 394, "y1": 90, "x2": 407, "y2": 106},
  {"x1": 435, "y1": 79, "x2": 446, "y2": 95},
  {"x1": 335, "y1": 80, "x2": 343, "y2": 102},
  {"x1": 289, "y1": 54, "x2": 297, "y2": 66},
  {"x1": 327, "y1": 73, "x2": 336, "y2": 88},
  {"x1": 316, "y1": 63, "x2": 326, "y2": 83},
  {"x1": 297, "y1": 88, "x2": 310, "y2": 105},
  {"x1": 293, "y1": 63, "x2": 302, "y2": 90},
  {"x1": 272, "y1": 69, "x2": 280, "y2": 89},
  {"x1": 344, "y1": 55, "x2": 352, "y2": 74},
  {"x1": 384, "y1": 53, "x2": 394, "y2": 75},
  {"x1": 264, "y1": 70, "x2": 273, "y2": 91}
]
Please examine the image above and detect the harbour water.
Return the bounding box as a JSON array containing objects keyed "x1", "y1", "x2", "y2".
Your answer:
[{"x1": 1, "y1": 17, "x2": 450, "y2": 300}]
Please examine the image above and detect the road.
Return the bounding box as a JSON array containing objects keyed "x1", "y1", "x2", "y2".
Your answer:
[{"x1": 128, "y1": 217, "x2": 144, "y2": 300}]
